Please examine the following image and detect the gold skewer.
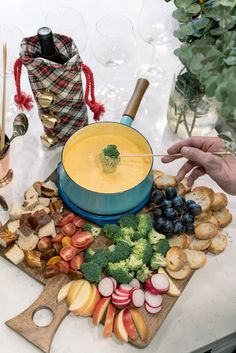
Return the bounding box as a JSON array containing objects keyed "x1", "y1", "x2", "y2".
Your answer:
[
  {"x1": 120, "y1": 151, "x2": 232, "y2": 158},
  {"x1": 0, "y1": 42, "x2": 7, "y2": 150}
]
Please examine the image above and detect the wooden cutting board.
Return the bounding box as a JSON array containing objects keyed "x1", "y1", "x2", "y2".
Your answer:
[{"x1": 0, "y1": 170, "x2": 194, "y2": 352}]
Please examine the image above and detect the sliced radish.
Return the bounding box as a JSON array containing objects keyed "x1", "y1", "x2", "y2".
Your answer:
[
  {"x1": 115, "y1": 288, "x2": 130, "y2": 298},
  {"x1": 98, "y1": 277, "x2": 114, "y2": 297},
  {"x1": 109, "y1": 277, "x2": 117, "y2": 290},
  {"x1": 119, "y1": 284, "x2": 132, "y2": 294},
  {"x1": 151, "y1": 273, "x2": 170, "y2": 294},
  {"x1": 112, "y1": 299, "x2": 130, "y2": 308},
  {"x1": 145, "y1": 302, "x2": 162, "y2": 314},
  {"x1": 145, "y1": 292, "x2": 163, "y2": 308},
  {"x1": 144, "y1": 277, "x2": 160, "y2": 295},
  {"x1": 131, "y1": 289, "x2": 145, "y2": 308},
  {"x1": 129, "y1": 278, "x2": 140, "y2": 289},
  {"x1": 112, "y1": 292, "x2": 130, "y2": 303}
]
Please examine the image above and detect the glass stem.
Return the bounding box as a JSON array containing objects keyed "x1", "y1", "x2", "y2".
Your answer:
[{"x1": 150, "y1": 44, "x2": 157, "y2": 67}]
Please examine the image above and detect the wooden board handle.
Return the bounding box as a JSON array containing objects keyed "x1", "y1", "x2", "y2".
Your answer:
[
  {"x1": 123, "y1": 78, "x2": 149, "y2": 120},
  {"x1": 5, "y1": 274, "x2": 69, "y2": 353}
]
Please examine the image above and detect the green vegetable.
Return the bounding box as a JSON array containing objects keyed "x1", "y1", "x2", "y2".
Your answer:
[
  {"x1": 103, "y1": 223, "x2": 122, "y2": 239},
  {"x1": 82, "y1": 223, "x2": 101, "y2": 238},
  {"x1": 150, "y1": 252, "x2": 168, "y2": 270},
  {"x1": 137, "y1": 214, "x2": 153, "y2": 237},
  {"x1": 106, "y1": 260, "x2": 134, "y2": 284},
  {"x1": 118, "y1": 214, "x2": 139, "y2": 230},
  {"x1": 127, "y1": 254, "x2": 143, "y2": 271},
  {"x1": 131, "y1": 238, "x2": 153, "y2": 265},
  {"x1": 108, "y1": 241, "x2": 131, "y2": 263},
  {"x1": 148, "y1": 229, "x2": 166, "y2": 245},
  {"x1": 84, "y1": 247, "x2": 95, "y2": 262},
  {"x1": 153, "y1": 239, "x2": 170, "y2": 256},
  {"x1": 81, "y1": 262, "x2": 102, "y2": 283},
  {"x1": 100, "y1": 144, "x2": 120, "y2": 173},
  {"x1": 92, "y1": 248, "x2": 109, "y2": 268},
  {"x1": 132, "y1": 231, "x2": 145, "y2": 241},
  {"x1": 136, "y1": 264, "x2": 152, "y2": 283}
]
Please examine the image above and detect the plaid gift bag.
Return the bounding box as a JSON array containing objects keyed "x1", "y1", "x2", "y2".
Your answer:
[{"x1": 13, "y1": 33, "x2": 104, "y2": 146}]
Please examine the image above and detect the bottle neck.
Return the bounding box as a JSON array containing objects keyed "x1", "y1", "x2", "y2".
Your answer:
[{"x1": 37, "y1": 27, "x2": 57, "y2": 58}]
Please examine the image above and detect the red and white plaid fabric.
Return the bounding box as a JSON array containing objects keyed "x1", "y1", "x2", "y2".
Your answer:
[{"x1": 18, "y1": 34, "x2": 92, "y2": 145}]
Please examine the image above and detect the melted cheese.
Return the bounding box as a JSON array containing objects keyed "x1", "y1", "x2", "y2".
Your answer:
[{"x1": 63, "y1": 124, "x2": 152, "y2": 194}]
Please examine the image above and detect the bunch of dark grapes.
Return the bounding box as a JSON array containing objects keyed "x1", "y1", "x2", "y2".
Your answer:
[{"x1": 149, "y1": 187, "x2": 202, "y2": 238}]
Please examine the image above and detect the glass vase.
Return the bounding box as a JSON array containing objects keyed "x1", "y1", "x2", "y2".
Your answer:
[{"x1": 167, "y1": 69, "x2": 220, "y2": 139}]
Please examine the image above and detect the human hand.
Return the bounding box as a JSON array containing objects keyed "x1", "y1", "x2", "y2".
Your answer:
[{"x1": 161, "y1": 136, "x2": 236, "y2": 195}]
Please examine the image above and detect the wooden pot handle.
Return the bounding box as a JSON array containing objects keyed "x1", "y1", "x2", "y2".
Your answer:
[
  {"x1": 5, "y1": 274, "x2": 69, "y2": 353},
  {"x1": 123, "y1": 78, "x2": 149, "y2": 120}
]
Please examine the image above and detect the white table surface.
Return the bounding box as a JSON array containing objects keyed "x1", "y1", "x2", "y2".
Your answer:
[{"x1": 0, "y1": 1, "x2": 235, "y2": 353}]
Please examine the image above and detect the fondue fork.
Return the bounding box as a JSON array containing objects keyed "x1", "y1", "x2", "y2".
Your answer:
[{"x1": 120, "y1": 151, "x2": 233, "y2": 158}]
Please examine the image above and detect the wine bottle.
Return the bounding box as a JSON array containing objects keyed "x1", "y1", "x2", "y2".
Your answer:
[{"x1": 37, "y1": 27, "x2": 67, "y2": 65}]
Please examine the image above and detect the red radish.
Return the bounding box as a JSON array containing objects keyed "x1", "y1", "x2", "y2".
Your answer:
[
  {"x1": 145, "y1": 292, "x2": 163, "y2": 308},
  {"x1": 151, "y1": 273, "x2": 170, "y2": 294},
  {"x1": 145, "y1": 302, "x2": 162, "y2": 314},
  {"x1": 131, "y1": 289, "x2": 145, "y2": 308},
  {"x1": 129, "y1": 278, "x2": 140, "y2": 289},
  {"x1": 98, "y1": 277, "x2": 114, "y2": 297},
  {"x1": 112, "y1": 297, "x2": 131, "y2": 308},
  {"x1": 119, "y1": 284, "x2": 132, "y2": 295},
  {"x1": 144, "y1": 277, "x2": 160, "y2": 295},
  {"x1": 115, "y1": 288, "x2": 130, "y2": 298},
  {"x1": 112, "y1": 293, "x2": 130, "y2": 303},
  {"x1": 109, "y1": 277, "x2": 117, "y2": 290}
]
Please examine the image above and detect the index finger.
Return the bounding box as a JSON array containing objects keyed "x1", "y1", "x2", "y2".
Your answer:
[{"x1": 166, "y1": 137, "x2": 209, "y2": 154}]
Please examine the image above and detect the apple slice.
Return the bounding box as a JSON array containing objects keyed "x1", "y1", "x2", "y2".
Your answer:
[
  {"x1": 123, "y1": 309, "x2": 137, "y2": 341},
  {"x1": 69, "y1": 280, "x2": 92, "y2": 312},
  {"x1": 67, "y1": 279, "x2": 84, "y2": 306},
  {"x1": 75, "y1": 284, "x2": 100, "y2": 317},
  {"x1": 92, "y1": 297, "x2": 111, "y2": 326},
  {"x1": 129, "y1": 308, "x2": 149, "y2": 342},
  {"x1": 113, "y1": 309, "x2": 128, "y2": 343},
  {"x1": 103, "y1": 303, "x2": 116, "y2": 337},
  {"x1": 57, "y1": 280, "x2": 76, "y2": 303},
  {"x1": 158, "y1": 268, "x2": 181, "y2": 297}
]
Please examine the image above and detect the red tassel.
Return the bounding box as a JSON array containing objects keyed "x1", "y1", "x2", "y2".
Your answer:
[
  {"x1": 14, "y1": 58, "x2": 33, "y2": 111},
  {"x1": 82, "y1": 63, "x2": 105, "y2": 121}
]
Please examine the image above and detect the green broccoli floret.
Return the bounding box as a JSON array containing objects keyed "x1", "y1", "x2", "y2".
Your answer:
[
  {"x1": 106, "y1": 260, "x2": 134, "y2": 284},
  {"x1": 127, "y1": 254, "x2": 143, "y2": 271},
  {"x1": 131, "y1": 238, "x2": 153, "y2": 265},
  {"x1": 82, "y1": 223, "x2": 101, "y2": 238},
  {"x1": 148, "y1": 229, "x2": 166, "y2": 245},
  {"x1": 100, "y1": 144, "x2": 120, "y2": 173},
  {"x1": 132, "y1": 231, "x2": 145, "y2": 241},
  {"x1": 136, "y1": 264, "x2": 152, "y2": 283},
  {"x1": 153, "y1": 238, "x2": 170, "y2": 256},
  {"x1": 118, "y1": 214, "x2": 139, "y2": 230},
  {"x1": 84, "y1": 247, "x2": 95, "y2": 262},
  {"x1": 92, "y1": 248, "x2": 109, "y2": 268},
  {"x1": 150, "y1": 252, "x2": 168, "y2": 270},
  {"x1": 121, "y1": 226, "x2": 135, "y2": 238},
  {"x1": 81, "y1": 262, "x2": 102, "y2": 283},
  {"x1": 137, "y1": 214, "x2": 153, "y2": 237},
  {"x1": 103, "y1": 223, "x2": 122, "y2": 239},
  {"x1": 108, "y1": 241, "x2": 131, "y2": 263}
]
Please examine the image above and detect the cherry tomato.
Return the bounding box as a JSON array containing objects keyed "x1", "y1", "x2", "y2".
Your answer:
[
  {"x1": 62, "y1": 222, "x2": 76, "y2": 236},
  {"x1": 61, "y1": 236, "x2": 72, "y2": 247},
  {"x1": 71, "y1": 231, "x2": 94, "y2": 249},
  {"x1": 70, "y1": 254, "x2": 84, "y2": 271},
  {"x1": 56, "y1": 259, "x2": 70, "y2": 274},
  {"x1": 58, "y1": 213, "x2": 75, "y2": 227},
  {"x1": 51, "y1": 233, "x2": 64, "y2": 244},
  {"x1": 46, "y1": 255, "x2": 61, "y2": 266},
  {"x1": 60, "y1": 245, "x2": 78, "y2": 261},
  {"x1": 73, "y1": 216, "x2": 87, "y2": 228}
]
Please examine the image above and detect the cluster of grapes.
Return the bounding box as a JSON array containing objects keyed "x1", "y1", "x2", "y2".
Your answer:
[{"x1": 150, "y1": 187, "x2": 202, "y2": 238}]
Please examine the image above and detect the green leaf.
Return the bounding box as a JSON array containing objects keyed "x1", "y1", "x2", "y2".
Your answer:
[
  {"x1": 192, "y1": 17, "x2": 210, "y2": 30},
  {"x1": 180, "y1": 22, "x2": 195, "y2": 35},
  {"x1": 185, "y1": 3, "x2": 201, "y2": 14},
  {"x1": 175, "y1": 0, "x2": 194, "y2": 10},
  {"x1": 172, "y1": 8, "x2": 191, "y2": 22}
]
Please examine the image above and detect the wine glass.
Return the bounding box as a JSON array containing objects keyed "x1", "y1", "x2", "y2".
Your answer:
[
  {"x1": 136, "y1": 0, "x2": 174, "y2": 86},
  {"x1": 0, "y1": 24, "x2": 32, "y2": 122},
  {"x1": 91, "y1": 14, "x2": 136, "y2": 112},
  {"x1": 44, "y1": 7, "x2": 88, "y2": 54}
]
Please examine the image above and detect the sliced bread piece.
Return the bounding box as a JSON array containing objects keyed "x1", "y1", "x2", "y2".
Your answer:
[
  {"x1": 179, "y1": 177, "x2": 192, "y2": 193},
  {"x1": 192, "y1": 186, "x2": 214, "y2": 204},
  {"x1": 188, "y1": 236, "x2": 211, "y2": 251},
  {"x1": 208, "y1": 231, "x2": 228, "y2": 254},
  {"x1": 213, "y1": 208, "x2": 232, "y2": 228},
  {"x1": 168, "y1": 234, "x2": 188, "y2": 249},
  {"x1": 195, "y1": 222, "x2": 218, "y2": 240},
  {"x1": 166, "y1": 246, "x2": 187, "y2": 271},
  {"x1": 158, "y1": 267, "x2": 181, "y2": 296},
  {"x1": 184, "y1": 249, "x2": 207, "y2": 269},
  {"x1": 195, "y1": 209, "x2": 212, "y2": 222},
  {"x1": 185, "y1": 191, "x2": 211, "y2": 212},
  {"x1": 17, "y1": 233, "x2": 39, "y2": 251},
  {"x1": 154, "y1": 175, "x2": 177, "y2": 189},
  {"x1": 5, "y1": 244, "x2": 24, "y2": 265},
  {"x1": 211, "y1": 192, "x2": 228, "y2": 211},
  {"x1": 166, "y1": 261, "x2": 191, "y2": 280}
]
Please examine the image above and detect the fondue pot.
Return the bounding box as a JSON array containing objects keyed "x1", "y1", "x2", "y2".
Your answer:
[{"x1": 58, "y1": 79, "x2": 153, "y2": 223}]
